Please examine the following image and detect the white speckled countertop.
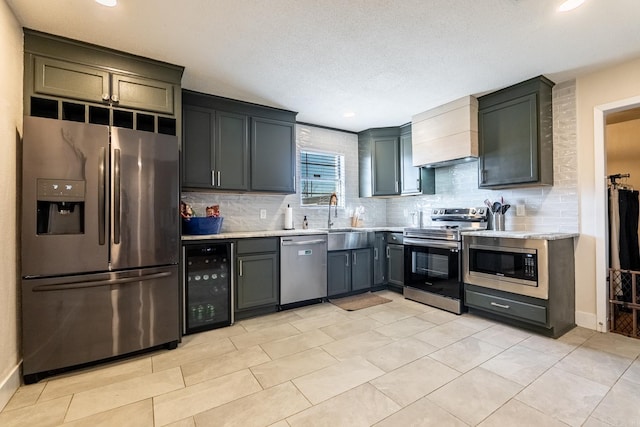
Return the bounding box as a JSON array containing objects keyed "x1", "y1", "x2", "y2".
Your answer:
[
  {"x1": 182, "y1": 226, "x2": 405, "y2": 241},
  {"x1": 461, "y1": 230, "x2": 579, "y2": 240}
]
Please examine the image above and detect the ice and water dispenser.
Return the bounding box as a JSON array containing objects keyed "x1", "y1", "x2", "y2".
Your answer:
[{"x1": 36, "y1": 178, "x2": 86, "y2": 235}]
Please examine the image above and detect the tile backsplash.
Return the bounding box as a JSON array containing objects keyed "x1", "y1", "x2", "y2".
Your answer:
[{"x1": 182, "y1": 80, "x2": 577, "y2": 234}]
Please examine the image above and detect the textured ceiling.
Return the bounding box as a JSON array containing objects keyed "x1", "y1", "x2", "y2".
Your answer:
[{"x1": 7, "y1": 0, "x2": 640, "y2": 131}]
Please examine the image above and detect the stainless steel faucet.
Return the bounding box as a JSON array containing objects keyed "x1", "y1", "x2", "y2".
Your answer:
[{"x1": 327, "y1": 193, "x2": 337, "y2": 229}]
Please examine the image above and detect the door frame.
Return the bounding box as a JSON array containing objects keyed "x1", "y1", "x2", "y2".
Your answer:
[{"x1": 594, "y1": 95, "x2": 640, "y2": 331}]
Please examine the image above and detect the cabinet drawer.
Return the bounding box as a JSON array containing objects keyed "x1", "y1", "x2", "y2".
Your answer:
[
  {"x1": 465, "y1": 288, "x2": 547, "y2": 325},
  {"x1": 237, "y1": 238, "x2": 278, "y2": 254}
]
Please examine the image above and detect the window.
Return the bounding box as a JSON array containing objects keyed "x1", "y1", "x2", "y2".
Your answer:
[{"x1": 300, "y1": 150, "x2": 345, "y2": 206}]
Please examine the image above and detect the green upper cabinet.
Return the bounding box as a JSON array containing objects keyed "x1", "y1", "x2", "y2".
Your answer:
[
  {"x1": 182, "y1": 90, "x2": 296, "y2": 193},
  {"x1": 478, "y1": 76, "x2": 554, "y2": 188},
  {"x1": 359, "y1": 126, "x2": 434, "y2": 197},
  {"x1": 182, "y1": 106, "x2": 249, "y2": 190},
  {"x1": 400, "y1": 126, "x2": 419, "y2": 194},
  {"x1": 23, "y1": 30, "x2": 183, "y2": 134},
  {"x1": 182, "y1": 105, "x2": 214, "y2": 187},
  {"x1": 251, "y1": 117, "x2": 296, "y2": 193},
  {"x1": 373, "y1": 134, "x2": 400, "y2": 196},
  {"x1": 32, "y1": 55, "x2": 175, "y2": 115}
]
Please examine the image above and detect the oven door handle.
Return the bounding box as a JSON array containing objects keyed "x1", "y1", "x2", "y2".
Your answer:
[{"x1": 403, "y1": 237, "x2": 460, "y2": 250}]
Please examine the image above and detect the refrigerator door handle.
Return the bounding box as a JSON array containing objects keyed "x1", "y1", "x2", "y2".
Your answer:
[
  {"x1": 113, "y1": 148, "x2": 121, "y2": 244},
  {"x1": 31, "y1": 271, "x2": 172, "y2": 292},
  {"x1": 98, "y1": 147, "x2": 106, "y2": 245}
]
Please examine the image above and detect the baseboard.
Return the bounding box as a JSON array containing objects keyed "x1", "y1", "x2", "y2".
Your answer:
[
  {"x1": 575, "y1": 310, "x2": 601, "y2": 332},
  {"x1": 0, "y1": 362, "x2": 21, "y2": 411}
]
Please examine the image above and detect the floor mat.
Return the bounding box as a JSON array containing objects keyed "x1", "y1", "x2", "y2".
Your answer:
[{"x1": 329, "y1": 292, "x2": 392, "y2": 311}]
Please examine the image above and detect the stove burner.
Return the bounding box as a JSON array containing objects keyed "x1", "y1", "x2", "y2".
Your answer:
[{"x1": 404, "y1": 206, "x2": 489, "y2": 241}]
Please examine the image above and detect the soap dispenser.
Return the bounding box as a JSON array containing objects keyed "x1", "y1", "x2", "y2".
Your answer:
[{"x1": 302, "y1": 215, "x2": 308, "y2": 229}]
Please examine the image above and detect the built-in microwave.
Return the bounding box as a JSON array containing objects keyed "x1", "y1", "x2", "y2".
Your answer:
[{"x1": 463, "y1": 235, "x2": 549, "y2": 299}]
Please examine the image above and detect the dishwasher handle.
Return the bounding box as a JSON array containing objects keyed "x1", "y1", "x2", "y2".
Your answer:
[{"x1": 281, "y1": 238, "x2": 326, "y2": 246}]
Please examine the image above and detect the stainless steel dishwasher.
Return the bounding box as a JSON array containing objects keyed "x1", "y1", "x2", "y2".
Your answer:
[{"x1": 280, "y1": 235, "x2": 328, "y2": 305}]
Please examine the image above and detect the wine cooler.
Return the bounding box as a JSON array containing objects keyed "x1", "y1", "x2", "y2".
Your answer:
[{"x1": 183, "y1": 242, "x2": 233, "y2": 334}]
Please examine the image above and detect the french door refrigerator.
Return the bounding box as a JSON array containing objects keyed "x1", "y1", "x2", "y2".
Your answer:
[{"x1": 21, "y1": 115, "x2": 180, "y2": 384}]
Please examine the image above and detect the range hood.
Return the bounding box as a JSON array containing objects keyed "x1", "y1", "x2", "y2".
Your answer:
[{"x1": 412, "y1": 95, "x2": 478, "y2": 168}]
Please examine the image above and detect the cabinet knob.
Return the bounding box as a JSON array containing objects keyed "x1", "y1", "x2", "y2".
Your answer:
[
  {"x1": 111, "y1": 94, "x2": 120, "y2": 103},
  {"x1": 101, "y1": 93, "x2": 110, "y2": 102}
]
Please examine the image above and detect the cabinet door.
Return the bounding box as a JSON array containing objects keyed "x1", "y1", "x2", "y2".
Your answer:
[
  {"x1": 112, "y1": 74, "x2": 174, "y2": 114},
  {"x1": 34, "y1": 56, "x2": 110, "y2": 104},
  {"x1": 372, "y1": 137, "x2": 400, "y2": 196},
  {"x1": 373, "y1": 233, "x2": 386, "y2": 285},
  {"x1": 251, "y1": 117, "x2": 295, "y2": 193},
  {"x1": 216, "y1": 111, "x2": 249, "y2": 191},
  {"x1": 182, "y1": 105, "x2": 215, "y2": 188},
  {"x1": 328, "y1": 251, "x2": 351, "y2": 296},
  {"x1": 387, "y1": 244, "x2": 404, "y2": 286},
  {"x1": 478, "y1": 93, "x2": 538, "y2": 187},
  {"x1": 236, "y1": 253, "x2": 279, "y2": 310},
  {"x1": 352, "y1": 248, "x2": 373, "y2": 291},
  {"x1": 400, "y1": 131, "x2": 421, "y2": 194}
]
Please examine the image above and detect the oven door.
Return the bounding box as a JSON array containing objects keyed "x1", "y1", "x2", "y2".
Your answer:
[{"x1": 404, "y1": 238, "x2": 461, "y2": 300}]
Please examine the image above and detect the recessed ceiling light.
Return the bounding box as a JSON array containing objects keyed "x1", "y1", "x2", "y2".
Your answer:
[
  {"x1": 95, "y1": 0, "x2": 117, "y2": 7},
  {"x1": 558, "y1": 0, "x2": 585, "y2": 12},
  {"x1": 343, "y1": 112, "x2": 355, "y2": 118}
]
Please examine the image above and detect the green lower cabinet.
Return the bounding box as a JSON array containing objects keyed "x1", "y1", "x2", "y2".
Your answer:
[
  {"x1": 327, "y1": 248, "x2": 373, "y2": 297},
  {"x1": 236, "y1": 253, "x2": 279, "y2": 310},
  {"x1": 328, "y1": 251, "x2": 351, "y2": 296},
  {"x1": 373, "y1": 233, "x2": 386, "y2": 286}
]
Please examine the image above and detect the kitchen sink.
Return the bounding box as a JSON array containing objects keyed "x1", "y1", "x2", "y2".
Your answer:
[{"x1": 327, "y1": 230, "x2": 371, "y2": 251}]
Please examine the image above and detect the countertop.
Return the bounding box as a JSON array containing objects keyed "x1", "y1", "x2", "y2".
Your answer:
[
  {"x1": 462, "y1": 230, "x2": 579, "y2": 240},
  {"x1": 182, "y1": 226, "x2": 405, "y2": 241}
]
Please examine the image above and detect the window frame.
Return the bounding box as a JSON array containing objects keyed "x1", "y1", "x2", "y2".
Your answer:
[{"x1": 299, "y1": 149, "x2": 345, "y2": 207}]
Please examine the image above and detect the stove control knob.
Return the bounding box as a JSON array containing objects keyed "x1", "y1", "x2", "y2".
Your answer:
[{"x1": 470, "y1": 208, "x2": 476, "y2": 214}]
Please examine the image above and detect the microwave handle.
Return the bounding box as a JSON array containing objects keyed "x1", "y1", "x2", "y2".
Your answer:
[{"x1": 468, "y1": 243, "x2": 536, "y2": 255}]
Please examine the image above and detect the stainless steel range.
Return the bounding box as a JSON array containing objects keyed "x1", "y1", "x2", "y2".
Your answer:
[{"x1": 403, "y1": 207, "x2": 489, "y2": 314}]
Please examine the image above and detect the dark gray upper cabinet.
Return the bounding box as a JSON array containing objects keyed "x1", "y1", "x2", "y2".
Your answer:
[
  {"x1": 182, "y1": 106, "x2": 249, "y2": 190},
  {"x1": 25, "y1": 32, "x2": 181, "y2": 116},
  {"x1": 359, "y1": 126, "x2": 434, "y2": 197},
  {"x1": 478, "y1": 76, "x2": 554, "y2": 188},
  {"x1": 373, "y1": 135, "x2": 400, "y2": 196},
  {"x1": 182, "y1": 106, "x2": 214, "y2": 187},
  {"x1": 251, "y1": 117, "x2": 296, "y2": 193},
  {"x1": 182, "y1": 90, "x2": 296, "y2": 193},
  {"x1": 400, "y1": 126, "x2": 420, "y2": 194}
]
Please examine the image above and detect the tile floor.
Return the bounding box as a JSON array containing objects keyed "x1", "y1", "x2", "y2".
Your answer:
[{"x1": 3, "y1": 290, "x2": 640, "y2": 427}]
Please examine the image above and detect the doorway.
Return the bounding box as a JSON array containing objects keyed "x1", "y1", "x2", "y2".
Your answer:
[{"x1": 594, "y1": 97, "x2": 640, "y2": 334}]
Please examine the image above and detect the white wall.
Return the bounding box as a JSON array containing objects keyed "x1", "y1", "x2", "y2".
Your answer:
[
  {"x1": 0, "y1": 0, "x2": 22, "y2": 410},
  {"x1": 606, "y1": 119, "x2": 640, "y2": 190},
  {"x1": 575, "y1": 57, "x2": 640, "y2": 331}
]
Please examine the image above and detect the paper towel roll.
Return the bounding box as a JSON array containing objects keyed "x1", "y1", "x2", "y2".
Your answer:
[{"x1": 284, "y1": 205, "x2": 293, "y2": 229}]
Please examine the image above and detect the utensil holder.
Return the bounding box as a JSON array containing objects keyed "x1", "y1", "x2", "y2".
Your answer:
[{"x1": 492, "y1": 213, "x2": 505, "y2": 231}]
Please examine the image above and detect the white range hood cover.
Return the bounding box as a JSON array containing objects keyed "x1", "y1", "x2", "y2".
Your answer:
[{"x1": 411, "y1": 96, "x2": 478, "y2": 168}]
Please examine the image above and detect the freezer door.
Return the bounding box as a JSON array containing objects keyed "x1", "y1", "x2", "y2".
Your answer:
[
  {"x1": 22, "y1": 265, "x2": 179, "y2": 379},
  {"x1": 22, "y1": 116, "x2": 109, "y2": 277},
  {"x1": 111, "y1": 128, "x2": 179, "y2": 269}
]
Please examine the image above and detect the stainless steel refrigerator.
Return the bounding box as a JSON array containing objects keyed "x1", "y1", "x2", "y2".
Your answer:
[{"x1": 21, "y1": 115, "x2": 180, "y2": 384}]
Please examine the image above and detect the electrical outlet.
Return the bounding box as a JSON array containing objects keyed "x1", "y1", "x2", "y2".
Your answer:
[
  {"x1": 516, "y1": 204, "x2": 525, "y2": 216},
  {"x1": 260, "y1": 209, "x2": 267, "y2": 219}
]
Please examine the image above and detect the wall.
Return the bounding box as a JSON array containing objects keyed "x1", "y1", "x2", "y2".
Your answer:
[
  {"x1": 0, "y1": 0, "x2": 22, "y2": 410},
  {"x1": 181, "y1": 124, "x2": 386, "y2": 231},
  {"x1": 606, "y1": 118, "x2": 640, "y2": 189},
  {"x1": 386, "y1": 81, "x2": 579, "y2": 234},
  {"x1": 575, "y1": 57, "x2": 640, "y2": 330}
]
